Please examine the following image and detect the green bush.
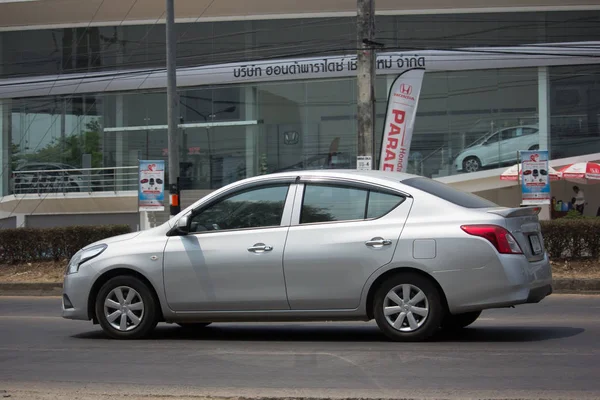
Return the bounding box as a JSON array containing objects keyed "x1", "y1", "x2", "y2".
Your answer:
[
  {"x1": 0, "y1": 225, "x2": 131, "y2": 264},
  {"x1": 541, "y1": 218, "x2": 600, "y2": 260}
]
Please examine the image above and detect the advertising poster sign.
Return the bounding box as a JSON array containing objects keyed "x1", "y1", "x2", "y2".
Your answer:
[
  {"x1": 520, "y1": 150, "x2": 551, "y2": 205},
  {"x1": 138, "y1": 160, "x2": 165, "y2": 212},
  {"x1": 379, "y1": 68, "x2": 425, "y2": 173}
]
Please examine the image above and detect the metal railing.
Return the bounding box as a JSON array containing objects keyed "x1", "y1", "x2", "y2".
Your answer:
[{"x1": 11, "y1": 166, "x2": 139, "y2": 195}]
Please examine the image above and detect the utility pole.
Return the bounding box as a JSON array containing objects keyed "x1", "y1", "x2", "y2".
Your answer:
[
  {"x1": 166, "y1": 0, "x2": 180, "y2": 216},
  {"x1": 356, "y1": 0, "x2": 376, "y2": 170}
]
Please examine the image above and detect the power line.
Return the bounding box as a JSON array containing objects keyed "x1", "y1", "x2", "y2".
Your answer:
[
  {"x1": 1, "y1": 12, "x2": 598, "y2": 78},
  {"x1": 134, "y1": 0, "x2": 216, "y2": 92}
]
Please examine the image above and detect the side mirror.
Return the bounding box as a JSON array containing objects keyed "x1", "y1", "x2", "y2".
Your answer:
[{"x1": 175, "y1": 214, "x2": 190, "y2": 235}]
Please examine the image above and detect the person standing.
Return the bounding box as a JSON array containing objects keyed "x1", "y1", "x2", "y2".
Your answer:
[{"x1": 573, "y1": 186, "x2": 585, "y2": 214}]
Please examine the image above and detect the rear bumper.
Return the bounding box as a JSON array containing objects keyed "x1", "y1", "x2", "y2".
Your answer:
[
  {"x1": 526, "y1": 283, "x2": 553, "y2": 303},
  {"x1": 439, "y1": 252, "x2": 553, "y2": 314}
]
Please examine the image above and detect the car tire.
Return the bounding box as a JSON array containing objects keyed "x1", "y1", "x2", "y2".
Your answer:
[
  {"x1": 462, "y1": 156, "x2": 481, "y2": 173},
  {"x1": 529, "y1": 145, "x2": 539, "y2": 151},
  {"x1": 95, "y1": 275, "x2": 159, "y2": 340},
  {"x1": 176, "y1": 322, "x2": 212, "y2": 329},
  {"x1": 373, "y1": 272, "x2": 444, "y2": 342},
  {"x1": 441, "y1": 310, "x2": 481, "y2": 331}
]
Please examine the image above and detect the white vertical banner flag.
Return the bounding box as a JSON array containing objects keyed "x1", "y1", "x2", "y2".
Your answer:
[{"x1": 379, "y1": 68, "x2": 425, "y2": 173}]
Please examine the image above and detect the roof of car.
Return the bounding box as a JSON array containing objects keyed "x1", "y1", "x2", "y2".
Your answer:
[{"x1": 261, "y1": 169, "x2": 417, "y2": 184}]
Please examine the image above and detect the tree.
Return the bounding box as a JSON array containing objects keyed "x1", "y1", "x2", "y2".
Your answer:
[
  {"x1": 11, "y1": 142, "x2": 22, "y2": 171},
  {"x1": 16, "y1": 120, "x2": 102, "y2": 169}
]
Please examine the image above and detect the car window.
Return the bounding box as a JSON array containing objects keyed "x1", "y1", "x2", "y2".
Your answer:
[
  {"x1": 522, "y1": 128, "x2": 538, "y2": 136},
  {"x1": 189, "y1": 184, "x2": 289, "y2": 232},
  {"x1": 485, "y1": 132, "x2": 499, "y2": 144},
  {"x1": 402, "y1": 177, "x2": 498, "y2": 209},
  {"x1": 367, "y1": 191, "x2": 406, "y2": 219},
  {"x1": 300, "y1": 184, "x2": 406, "y2": 224},
  {"x1": 501, "y1": 128, "x2": 518, "y2": 140},
  {"x1": 21, "y1": 165, "x2": 43, "y2": 171},
  {"x1": 301, "y1": 184, "x2": 368, "y2": 224}
]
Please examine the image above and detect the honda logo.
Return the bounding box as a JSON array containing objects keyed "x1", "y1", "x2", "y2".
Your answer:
[
  {"x1": 284, "y1": 131, "x2": 299, "y2": 145},
  {"x1": 400, "y1": 84, "x2": 413, "y2": 95}
]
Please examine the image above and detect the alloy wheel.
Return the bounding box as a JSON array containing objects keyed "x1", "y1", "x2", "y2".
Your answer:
[
  {"x1": 103, "y1": 286, "x2": 145, "y2": 332},
  {"x1": 464, "y1": 158, "x2": 480, "y2": 172},
  {"x1": 383, "y1": 284, "x2": 429, "y2": 332}
]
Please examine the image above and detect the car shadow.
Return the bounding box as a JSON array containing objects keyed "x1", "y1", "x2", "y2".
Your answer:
[
  {"x1": 433, "y1": 326, "x2": 584, "y2": 342},
  {"x1": 72, "y1": 323, "x2": 584, "y2": 343}
]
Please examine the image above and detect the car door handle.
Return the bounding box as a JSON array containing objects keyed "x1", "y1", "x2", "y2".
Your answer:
[
  {"x1": 248, "y1": 243, "x2": 273, "y2": 253},
  {"x1": 365, "y1": 238, "x2": 393, "y2": 248}
]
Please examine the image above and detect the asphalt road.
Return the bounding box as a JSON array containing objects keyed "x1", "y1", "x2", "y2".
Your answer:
[{"x1": 0, "y1": 294, "x2": 599, "y2": 400}]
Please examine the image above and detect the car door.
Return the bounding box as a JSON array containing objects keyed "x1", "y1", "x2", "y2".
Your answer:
[
  {"x1": 163, "y1": 182, "x2": 296, "y2": 312},
  {"x1": 520, "y1": 127, "x2": 540, "y2": 149},
  {"x1": 480, "y1": 131, "x2": 501, "y2": 166},
  {"x1": 499, "y1": 128, "x2": 520, "y2": 164},
  {"x1": 282, "y1": 179, "x2": 413, "y2": 310}
]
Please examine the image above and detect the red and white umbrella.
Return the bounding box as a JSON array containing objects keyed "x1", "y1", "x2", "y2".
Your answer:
[
  {"x1": 558, "y1": 162, "x2": 600, "y2": 184},
  {"x1": 500, "y1": 163, "x2": 560, "y2": 182}
]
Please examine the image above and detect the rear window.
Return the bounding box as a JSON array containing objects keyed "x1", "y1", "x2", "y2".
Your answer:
[{"x1": 402, "y1": 177, "x2": 498, "y2": 209}]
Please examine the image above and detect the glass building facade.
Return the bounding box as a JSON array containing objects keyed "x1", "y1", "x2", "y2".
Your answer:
[{"x1": 1, "y1": 11, "x2": 599, "y2": 196}]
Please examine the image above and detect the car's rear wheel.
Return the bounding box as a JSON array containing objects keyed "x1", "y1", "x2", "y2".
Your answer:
[
  {"x1": 463, "y1": 157, "x2": 481, "y2": 173},
  {"x1": 95, "y1": 276, "x2": 159, "y2": 339},
  {"x1": 373, "y1": 273, "x2": 444, "y2": 342},
  {"x1": 529, "y1": 145, "x2": 539, "y2": 151},
  {"x1": 441, "y1": 310, "x2": 481, "y2": 331}
]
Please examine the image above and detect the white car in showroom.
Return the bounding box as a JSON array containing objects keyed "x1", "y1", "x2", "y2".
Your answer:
[{"x1": 454, "y1": 125, "x2": 540, "y2": 173}]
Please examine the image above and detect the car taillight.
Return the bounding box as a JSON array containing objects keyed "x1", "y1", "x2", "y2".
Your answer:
[{"x1": 461, "y1": 225, "x2": 523, "y2": 254}]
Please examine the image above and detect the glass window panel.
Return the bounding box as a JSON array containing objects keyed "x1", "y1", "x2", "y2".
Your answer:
[
  {"x1": 301, "y1": 184, "x2": 368, "y2": 224},
  {"x1": 2, "y1": 11, "x2": 599, "y2": 78},
  {"x1": 190, "y1": 184, "x2": 289, "y2": 232},
  {"x1": 550, "y1": 64, "x2": 600, "y2": 160},
  {"x1": 411, "y1": 68, "x2": 538, "y2": 178},
  {"x1": 367, "y1": 191, "x2": 406, "y2": 219}
]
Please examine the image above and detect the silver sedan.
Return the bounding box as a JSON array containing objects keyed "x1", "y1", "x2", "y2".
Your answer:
[{"x1": 62, "y1": 170, "x2": 552, "y2": 341}]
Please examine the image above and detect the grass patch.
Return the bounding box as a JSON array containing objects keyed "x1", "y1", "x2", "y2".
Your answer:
[
  {"x1": 1, "y1": 260, "x2": 600, "y2": 284},
  {"x1": 0, "y1": 261, "x2": 65, "y2": 283}
]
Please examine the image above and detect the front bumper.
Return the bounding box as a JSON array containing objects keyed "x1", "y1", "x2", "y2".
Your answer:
[{"x1": 62, "y1": 266, "x2": 97, "y2": 321}]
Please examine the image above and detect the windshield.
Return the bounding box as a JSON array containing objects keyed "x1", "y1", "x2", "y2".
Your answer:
[{"x1": 468, "y1": 131, "x2": 494, "y2": 147}]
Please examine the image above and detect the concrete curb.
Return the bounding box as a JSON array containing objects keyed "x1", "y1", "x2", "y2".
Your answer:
[
  {"x1": 0, "y1": 282, "x2": 62, "y2": 296},
  {"x1": 552, "y1": 278, "x2": 600, "y2": 293},
  {"x1": 0, "y1": 279, "x2": 599, "y2": 297}
]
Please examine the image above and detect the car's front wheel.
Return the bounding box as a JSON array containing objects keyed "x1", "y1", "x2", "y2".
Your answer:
[
  {"x1": 441, "y1": 310, "x2": 481, "y2": 331},
  {"x1": 463, "y1": 156, "x2": 482, "y2": 173},
  {"x1": 95, "y1": 275, "x2": 159, "y2": 339},
  {"x1": 373, "y1": 272, "x2": 444, "y2": 342}
]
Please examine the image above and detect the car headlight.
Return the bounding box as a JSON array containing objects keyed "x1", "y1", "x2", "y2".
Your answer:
[{"x1": 67, "y1": 244, "x2": 107, "y2": 275}]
